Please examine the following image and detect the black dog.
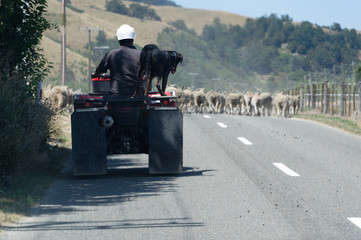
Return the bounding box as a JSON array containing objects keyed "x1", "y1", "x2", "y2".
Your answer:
[{"x1": 135, "y1": 44, "x2": 183, "y2": 96}]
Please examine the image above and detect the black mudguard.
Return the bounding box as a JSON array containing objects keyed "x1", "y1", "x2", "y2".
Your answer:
[
  {"x1": 71, "y1": 110, "x2": 107, "y2": 176},
  {"x1": 148, "y1": 107, "x2": 183, "y2": 174}
]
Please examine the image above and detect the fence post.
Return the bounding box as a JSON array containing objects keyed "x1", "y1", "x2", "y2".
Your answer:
[
  {"x1": 348, "y1": 83, "x2": 351, "y2": 116},
  {"x1": 340, "y1": 82, "x2": 345, "y2": 116},
  {"x1": 335, "y1": 83, "x2": 338, "y2": 114},
  {"x1": 331, "y1": 82, "x2": 334, "y2": 115},
  {"x1": 300, "y1": 84, "x2": 304, "y2": 112},
  {"x1": 312, "y1": 82, "x2": 316, "y2": 109},
  {"x1": 359, "y1": 82, "x2": 361, "y2": 113},
  {"x1": 316, "y1": 83, "x2": 319, "y2": 110},
  {"x1": 353, "y1": 83, "x2": 356, "y2": 112},
  {"x1": 321, "y1": 82, "x2": 324, "y2": 113},
  {"x1": 324, "y1": 81, "x2": 328, "y2": 114}
]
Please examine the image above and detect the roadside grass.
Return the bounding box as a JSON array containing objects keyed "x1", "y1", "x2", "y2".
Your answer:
[
  {"x1": 292, "y1": 113, "x2": 361, "y2": 136},
  {"x1": 0, "y1": 113, "x2": 71, "y2": 226}
]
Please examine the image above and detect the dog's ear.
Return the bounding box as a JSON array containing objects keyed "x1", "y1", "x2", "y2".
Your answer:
[{"x1": 177, "y1": 53, "x2": 183, "y2": 64}]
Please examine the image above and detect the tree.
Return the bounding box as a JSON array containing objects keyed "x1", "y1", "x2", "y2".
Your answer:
[
  {"x1": 0, "y1": 0, "x2": 53, "y2": 97},
  {"x1": 105, "y1": 0, "x2": 128, "y2": 15},
  {"x1": 0, "y1": 0, "x2": 54, "y2": 176},
  {"x1": 355, "y1": 65, "x2": 361, "y2": 82},
  {"x1": 128, "y1": 3, "x2": 161, "y2": 21},
  {"x1": 128, "y1": 0, "x2": 179, "y2": 6}
]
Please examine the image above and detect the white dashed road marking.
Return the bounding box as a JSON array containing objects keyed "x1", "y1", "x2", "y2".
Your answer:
[
  {"x1": 237, "y1": 137, "x2": 253, "y2": 145},
  {"x1": 273, "y1": 163, "x2": 300, "y2": 177},
  {"x1": 217, "y1": 122, "x2": 228, "y2": 128},
  {"x1": 348, "y1": 218, "x2": 361, "y2": 229},
  {"x1": 203, "y1": 115, "x2": 211, "y2": 119}
]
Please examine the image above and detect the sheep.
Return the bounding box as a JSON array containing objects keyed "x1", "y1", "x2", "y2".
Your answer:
[
  {"x1": 288, "y1": 95, "x2": 300, "y2": 115},
  {"x1": 272, "y1": 93, "x2": 289, "y2": 118},
  {"x1": 259, "y1": 92, "x2": 273, "y2": 117},
  {"x1": 206, "y1": 90, "x2": 222, "y2": 114},
  {"x1": 192, "y1": 88, "x2": 208, "y2": 114},
  {"x1": 250, "y1": 92, "x2": 261, "y2": 116},
  {"x1": 42, "y1": 84, "x2": 82, "y2": 113},
  {"x1": 225, "y1": 92, "x2": 244, "y2": 115},
  {"x1": 179, "y1": 87, "x2": 194, "y2": 114},
  {"x1": 243, "y1": 92, "x2": 253, "y2": 116},
  {"x1": 43, "y1": 85, "x2": 70, "y2": 110}
]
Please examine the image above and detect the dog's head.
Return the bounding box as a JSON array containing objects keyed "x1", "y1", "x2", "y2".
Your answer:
[{"x1": 170, "y1": 51, "x2": 183, "y2": 74}]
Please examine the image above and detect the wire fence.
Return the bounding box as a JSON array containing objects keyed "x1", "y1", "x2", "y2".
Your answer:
[
  {"x1": 286, "y1": 81, "x2": 361, "y2": 117},
  {"x1": 281, "y1": 62, "x2": 361, "y2": 117}
]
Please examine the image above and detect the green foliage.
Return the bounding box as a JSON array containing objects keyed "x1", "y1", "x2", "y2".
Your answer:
[
  {"x1": 154, "y1": 14, "x2": 361, "y2": 92},
  {"x1": 105, "y1": 0, "x2": 161, "y2": 21},
  {"x1": 169, "y1": 20, "x2": 196, "y2": 35},
  {"x1": 355, "y1": 65, "x2": 361, "y2": 82},
  {"x1": 128, "y1": 3, "x2": 161, "y2": 21},
  {"x1": 0, "y1": 0, "x2": 54, "y2": 177},
  {"x1": 0, "y1": 64, "x2": 55, "y2": 178},
  {"x1": 128, "y1": 0, "x2": 179, "y2": 6},
  {"x1": 0, "y1": 0, "x2": 54, "y2": 97},
  {"x1": 105, "y1": 0, "x2": 128, "y2": 15},
  {"x1": 200, "y1": 15, "x2": 361, "y2": 80}
]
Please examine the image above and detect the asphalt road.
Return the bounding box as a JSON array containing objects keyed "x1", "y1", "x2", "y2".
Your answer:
[{"x1": 2, "y1": 114, "x2": 361, "y2": 239}]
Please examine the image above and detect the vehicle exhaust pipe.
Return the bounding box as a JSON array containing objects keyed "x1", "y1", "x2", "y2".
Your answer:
[{"x1": 101, "y1": 116, "x2": 114, "y2": 129}]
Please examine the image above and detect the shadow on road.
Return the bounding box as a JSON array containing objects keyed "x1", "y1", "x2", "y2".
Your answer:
[
  {"x1": 3, "y1": 154, "x2": 214, "y2": 227},
  {"x1": 1, "y1": 218, "x2": 204, "y2": 232}
]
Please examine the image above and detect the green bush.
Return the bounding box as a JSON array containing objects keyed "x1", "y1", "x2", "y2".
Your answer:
[
  {"x1": 0, "y1": 68, "x2": 55, "y2": 177},
  {"x1": 105, "y1": 0, "x2": 129, "y2": 15},
  {"x1": 0, "y1": 0, "x2": 54, "y2": 178}
]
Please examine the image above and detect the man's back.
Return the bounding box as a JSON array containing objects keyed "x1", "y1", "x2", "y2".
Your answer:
[{"x1": 98, "y1": 45, "x2": 140, "y2": 96}]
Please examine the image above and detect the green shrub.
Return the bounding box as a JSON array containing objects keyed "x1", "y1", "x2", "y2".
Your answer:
[
  {"x1": 0, "y1": 69, "x2": 55, "y2": 177},
  {"x1": 0, "y1": 0, "x2": 54, "y2": 178}
]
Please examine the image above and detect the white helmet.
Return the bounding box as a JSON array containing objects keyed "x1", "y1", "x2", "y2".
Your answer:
[{"x1": 116, "y1": 24, "x2": 136, "y2": 40}]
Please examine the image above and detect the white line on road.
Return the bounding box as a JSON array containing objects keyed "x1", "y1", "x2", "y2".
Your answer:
[
  {"x1": 203, "y1": 115, "x2": 211, "y2": 119},
  {"x1": 237, "y1": 137, "x2": 253, "y2": 145},
  {"x1": 217, "y1": 122, "x2": 228, "y2": 128},
  {"x1": 273, "y1": 163, "x2": 300, "y2": 177},
  {"x1": 348, "y1": 218, "x2": 361, "y2": 229}
]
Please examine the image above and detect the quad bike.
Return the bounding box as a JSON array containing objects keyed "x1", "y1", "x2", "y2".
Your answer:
[{"x1": 71, "y1": 75, "x2": 183, "y2": 176}]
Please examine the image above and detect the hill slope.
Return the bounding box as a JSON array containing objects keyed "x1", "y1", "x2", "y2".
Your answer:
[
  {"x1": 42, "y1": 0, "x2": 249, "y2": 90},
  {"x1": 42, "y1": 1, "x2": 361, "y2": 92}
]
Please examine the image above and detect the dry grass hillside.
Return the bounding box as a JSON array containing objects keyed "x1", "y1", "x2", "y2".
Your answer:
[
  {"x1": 41, "y1": 0, "x2": 249, "y2": 87},
  {"x1": 152, "y1": 6, "x2": 248, "y2": 35}
]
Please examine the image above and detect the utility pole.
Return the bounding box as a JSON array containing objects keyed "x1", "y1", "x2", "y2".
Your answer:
[
  {"x1": 94, "y1": 46, "x2": 110, "y2": 59},
  {"x1": 80, "y1": 27, "x2": 99, "y2": 92},
  {"x1": 188, "y1": 72, "x2": 198, "y2": 89},
  {"x1": 61, "y1": 0, "x2": 66, "y2": 86},
  {"x1": 211, "y1": 78, "x2": 219, "y2": 90}
]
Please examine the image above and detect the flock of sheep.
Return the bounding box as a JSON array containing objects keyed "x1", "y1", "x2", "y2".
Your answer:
[
  {"x1": 43, "y1": 84, "x2": 300, "y2": 118},
  {"x1": 166, "y1": 85, "x2": 301, "y2": 118},
  {"x1": 43, "y1": 85, "x2": 81, "y2": 111}
]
